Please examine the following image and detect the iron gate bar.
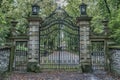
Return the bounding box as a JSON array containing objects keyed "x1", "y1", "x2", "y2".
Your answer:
[
  {"x1": 41, "y1": 20, "x2": 78, "y2": 31},
  {"x1": 90, "y1": 41, "x2": 105, "y2": 72},
  {"x1": 14, "y1": 41, "x2": 28, "y2": 72},
  {"x1": 40, "y1": 28, "x2": 59, "y2": 36},
  {"x1": 40, "y1": 28, "x2": 78, "y2": 36},
  {"x1": 39, "y1": 7, "x2": 80, "y2": 70},
  {"x1": 58, "y1": 21, "x2": 61, "y2": 69},
  {"x1": 42, "y1": 19, "x2": 78, "y2": 28}
]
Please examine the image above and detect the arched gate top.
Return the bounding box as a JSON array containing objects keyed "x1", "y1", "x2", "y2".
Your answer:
[{"x1": 41, "y1": 7, "x2": 78, "y2": 29}]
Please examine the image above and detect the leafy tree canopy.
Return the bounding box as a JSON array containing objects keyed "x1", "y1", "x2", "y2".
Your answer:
[{"x1": 0, "y1": 0, "x2": 120, "y2": 45}]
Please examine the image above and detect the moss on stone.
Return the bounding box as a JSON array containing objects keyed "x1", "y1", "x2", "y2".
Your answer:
[{"x1": 27, "y1": 62, "x2": 41, "y2": 73}]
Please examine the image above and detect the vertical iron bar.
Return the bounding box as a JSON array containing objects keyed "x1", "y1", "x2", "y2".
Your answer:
[
  {"x1": 59, "y1": 22, "x2": 60, "y2": 70},
  {"x1": 78, "y1": 27, "x2": 80, "y2": 65},
  {"x1": 77, "y1": 26, "x2": 80, "y2": 71},
  {"x1": 104, "y1": 40, "x2": 107, "y2": 71},
  {"x1": 39, "y1": 26, "x2": 40, "y2": 64},
  {"x1": 9, "y1": 40, "x2": 15, "y2": 72}
]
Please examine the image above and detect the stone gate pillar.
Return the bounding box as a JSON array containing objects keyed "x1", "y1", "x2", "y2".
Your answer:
[
  {"x1": 77, "y1": 16, "x2": 92, "y2": 72},
  {"x1": 27, "y1": 17, "x2": 42, "y2": 63},
  {"x1": 77, "y1": 2, "x2": 92, "y2": 72}
]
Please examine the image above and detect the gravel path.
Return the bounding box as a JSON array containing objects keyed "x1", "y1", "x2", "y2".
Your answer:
[
  {"x1": 6, "y1": 71, "x2": 120, "y2": 80},
  {"x1": 0, "y1": 75, "x2": 3, "y2": 80}
]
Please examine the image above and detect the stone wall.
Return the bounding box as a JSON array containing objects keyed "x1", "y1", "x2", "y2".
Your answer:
[
  {"x1": 109, "y1": 47, "x2": 120, "y2": 74},
  {"x1": 0, "y1": 47, "x2": 10, "y2": 73}
]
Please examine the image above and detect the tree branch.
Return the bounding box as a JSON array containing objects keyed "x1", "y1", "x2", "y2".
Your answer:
[
  {"x1": 103, "y1": 0, "x2": 111, "y2": 15},
  {"x1": 117, "y1": 0, "x2": 120, "y2": 9},
  {"x1": 0, "y1": 0, "x2": 3, "y2": 7}
]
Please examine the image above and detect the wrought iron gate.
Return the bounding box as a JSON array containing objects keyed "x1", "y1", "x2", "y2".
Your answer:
[
  {"x1": 13, "y1": 41, "x2": 28, "y2": 72},
  {"x1": 90, "y1": 41, "x2": 106, "y2": 72},
  {"x1": 39, "y1": 8, "x2": 80, "y2": 70}
]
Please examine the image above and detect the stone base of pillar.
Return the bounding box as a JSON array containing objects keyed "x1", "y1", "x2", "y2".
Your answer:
[
  {"x1": 27, "y1": 62, "x2": 41, "y2": 73},
  {"x1": 81, "y1": 63, "x2": 92, "y2": 73}
]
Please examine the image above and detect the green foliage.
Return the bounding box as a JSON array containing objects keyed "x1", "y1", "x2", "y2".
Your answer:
[
  {"x1": 0, "y1": 0, "x2": 120, "y2": 44},
  {"x1": 91, "y1": 15, "x2": 104, "y2": 33},
  {"x1": 65, "y1": 0, "x2": 80, "y2": 17},
  {"x1": 109, "y1": 9, "x2": 120, "y2": 44}
]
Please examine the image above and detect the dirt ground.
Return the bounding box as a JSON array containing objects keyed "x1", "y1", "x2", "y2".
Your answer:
[{"x1": 4, "y1": 71, "x2": 120, "y2": 80}]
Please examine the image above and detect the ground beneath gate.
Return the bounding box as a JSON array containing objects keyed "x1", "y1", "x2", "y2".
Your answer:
[{"x1": 6, "y1": 71, "x2": 120, "y2": 80}]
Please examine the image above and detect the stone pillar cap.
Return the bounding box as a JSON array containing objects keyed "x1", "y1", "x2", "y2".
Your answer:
[
  {"x1": 77, "y1": 16, "x2": 92, "y2": 22},
  {"x1": 27, "y1": 17, "x2": 42, "y2": 22}
]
